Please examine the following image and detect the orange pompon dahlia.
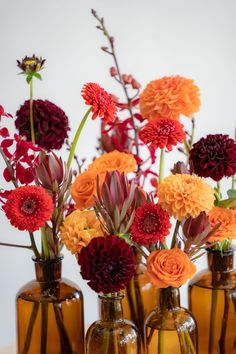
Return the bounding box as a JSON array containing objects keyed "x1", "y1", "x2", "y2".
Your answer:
[
  {"x1": 208, "y1": 206, "x2": 236, "y2": 242},
  {"x1": 4, "y1": 186, "x2": 53, "y2": 232},
  {"x1": 147, "y1": 248, "x2": 196, "y2": 288},
  {"x1": 88, "y1": 150, "x2": 137, "y2": 174},
  {"x1": 140, "y1": 76, "x2": 200, "y2": 121},
  {"x1": 71, "y1": 171, "x2": 105, "y2": 210},
  {"x1": 158, "y1": 174, "x2": 214, "y2": 220},
  {"x1": 60, "y1": 210, "x2": 104, "y2": 254},
  {"x1": 81, "y1": 82, "x2": 117, "y2": 123}
]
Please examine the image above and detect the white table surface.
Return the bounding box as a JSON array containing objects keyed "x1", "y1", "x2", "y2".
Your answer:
[{"x1": 0, "y1": 344, "x2": 16, "y2": 354}]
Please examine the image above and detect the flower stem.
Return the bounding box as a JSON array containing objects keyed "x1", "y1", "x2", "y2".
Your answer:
[
  {"x1": 158, "y1": 149, "x2": 165, "y2": 184},
  {"x1": 208, "y1": 288, "x2": 218, "y2": 354},
  {"x1": 21, "y1": 302, "x2": 39, "y2": 354},
  {"x1": 219, "y1": 290, "x2": 230, "y2": 354},
  {"x1": 189, "y1": 117, "x2": 195, "y2": 150},
  {"x1": 232, "y1": 174, "x2": 235, "y2": 190},
  {"x1": 41, "y1": 226, "x2": 50, "y2": 260},
  {"x1": 171, "y1": 220, "x2": 181, "y2": 248},
  {"x1": 158, "y1": 329, "x2": 164, "y2": 354},
  {"x1": 29, "y1": 232, "x2": 40, "y2": 259},
  {"x1": 184, "y1": 331, "x2": 196, "y2": 354},
  {"x1": 40, "y1": 302, "x2": 48, "y2": 354},
  {"x1": 29, "y1": 79, "x2": 35, "y2": 144},
  {"x1": 0, "y1": 242, "x2": 32, "y2": 250},
  {"x1": 53, "y1": 303, "x2": 74, "y2": 354},
  {"x1": 67, "y1": 107, "x2": 92, "y2": 170}
]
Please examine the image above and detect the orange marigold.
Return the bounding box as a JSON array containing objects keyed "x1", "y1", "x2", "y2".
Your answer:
[
  {"x1": 208, "y1": 206, "x2": 236, "y2": 242},
  {"x1": 158, "y1": 174, "x2": 214, "y2": 220},
  {"x1": 140, "y1": 76, "x2": 200, "y2": 121},
  {"x1": 60, "y1": 210, "x2": 104, "y2": 254},
  {"x1": 88, "y1": 150, "x2": 137, "y2": 174}
]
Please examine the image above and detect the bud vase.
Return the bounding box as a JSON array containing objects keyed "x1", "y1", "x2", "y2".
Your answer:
[
  {"x1": 16, "y1": 256, "x2": 84, "y2": 354},
  {"x1": 86, "y1": 293, "x2": 141, "y2": 354},
  {"x1": 123, "y1": 251, "x2": 158, "y2": 353},
  {"x1": 144, "y1": 287, "x2": 197, "y2": 354},
  {"x1": 188, "y1": 248, "x2": 236, "y2": 354}
]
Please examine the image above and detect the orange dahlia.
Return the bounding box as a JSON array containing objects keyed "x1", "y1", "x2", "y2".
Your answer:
[
  {"x1": 208, "y1": 206, "x2": 236, "y2": 242},
  {"x1": 140, "y1": 76, "x2": 200, "y2": 121},
  {"x1": 60, "y1": 210, "x2": 104, "y2": 254},
  {"x1": 158, "y1": 174, "x2": 214, "y2": 220}
]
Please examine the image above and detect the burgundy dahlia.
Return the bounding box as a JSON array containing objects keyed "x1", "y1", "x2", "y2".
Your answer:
[
  {"x1": 189, "y1": 134, "x2": 236, "y2": 181},
  {"x1": 15, "y1": 100, "x2": 69, "y2": 150},
  {"x1": 78, "y1": 235, "x2": 135, "y2": 293},
  {"x1": 131, "y1": 202, "x2": 171, "y2": 246}
]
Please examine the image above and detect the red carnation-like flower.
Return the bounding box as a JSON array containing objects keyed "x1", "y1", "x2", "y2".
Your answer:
[
  {"x1": 82, "y1": 83, "x2": 117, "y2": 123},
  {"x1": 131, "y1": 203, "x2": 171, "y2": 246},
  {"x1": 4, "y1": 186, "x2": 54, "y2": 232},
  {"x1": 139, "y1": 118, "x2": 186, "y2": 151},
  {"x1": 15, "y1": 100, "x2": 69, "y2": 150},
  {"x1": 189, "y1": 134, "x2": 236, "y2": 181},
  {"x1": 78, "y1": 235, "x2": 135, "y2": 294}
]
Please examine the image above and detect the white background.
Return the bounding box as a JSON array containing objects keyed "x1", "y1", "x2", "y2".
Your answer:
[{"x1": 0, "y1": 0, "x2": 236, "y2": 348}]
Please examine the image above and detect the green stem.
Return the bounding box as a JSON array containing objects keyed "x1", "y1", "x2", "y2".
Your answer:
[
  {"x1": 29, "y1": 79, "x2": 35, "y2": 144},
  {"x1": 158, "y1": 149, "x2": 165, "y2": 184},
  {"x1": 67, "y1": 107, "x2": 92, "y2": 170},
  {"x1": 41, "y1": 226, "x2": 50, "y2": 260},
  {"x1": 158, "y1": 330, "x2": 164, "y2": 354},
  {"x1": 219, "y1": 290, "x2": 230, "y2": 354},
  {"x1": 21, "y1": 302, "x2": 39, "y2": 354},
  {"x1": 29, "y1": 232, "x2": 40, "y2": 259},
  {"x1": 40, "y1": 302, "x2": 48, "y2": 354},
  {"x1": 101, "y1": 328, "x2": 110, "y2": 354},
  {"x1": 113, "y1": 328, "x2": 119, "y2": 354},
  {"x1": 184, "y1": 331, "x2": 196, "y2": 354},
  {"x1": 161, "y1": 241, "x2": 168, "y2": 250},
  {"x1": 208, "y1": 288, "x2": 218, "y2": 354},
  {"x1": 189, "y1": 117, "x2": 195, "y2": 150},
  {"x1": 232, "y1": 174, "x2": 235, "y2": 190},
  {"x1": 0, "y1": 242, "x2": 32, "y2": 250},
  {"x1": 53, "y1": 303, "x2": 74, "y2": 354},
  {"x1": 171, "y1": 220, "x2": 181, "y2": 248}
]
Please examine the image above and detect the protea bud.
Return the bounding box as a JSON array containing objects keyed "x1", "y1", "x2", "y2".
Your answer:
[
  {"x1": 183, "y1": 212, "x2": 210, "y2": 242},
  {"x1": 171, "y1": 161, "x2": 190, "y2": 175}
]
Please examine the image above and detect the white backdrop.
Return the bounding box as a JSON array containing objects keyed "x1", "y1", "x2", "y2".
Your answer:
[{"x1": 0, "y1": 0, "x2": 236, "y2": 348}]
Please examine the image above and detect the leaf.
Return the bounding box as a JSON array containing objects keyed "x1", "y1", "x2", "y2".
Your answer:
[
  {"x1": 114, "y1": 205, "x2": 121, "y2": 231},
  {"x1": 217, "y1": 198, "x2": 236, "y2": 209},
  {"x1": 33, "y1": 72, "x2": 42, "y2": 80},
  {"x1": 227, "y1": 189, "x2": 236, "y2": 199},
  {"x1": 26, "y1": 75, "x2": 33, "y2": 84}
]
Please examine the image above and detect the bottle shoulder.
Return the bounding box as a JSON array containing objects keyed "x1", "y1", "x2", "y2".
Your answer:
[{"x1": 189, "y1": 268, "x2": 236, "y2": 290}]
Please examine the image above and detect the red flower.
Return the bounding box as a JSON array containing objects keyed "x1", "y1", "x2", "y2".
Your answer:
[
  {"x1": 81, "y1": 83, "x2": 117, "y2": 123},
  {"x1": 4, "y1": 186, "x2": 54, "y2": 232},
  {"x1": 78, "y1": 235, "x2": 135, "y2": 293},
  {"x1": 189, "y1": 134, "x2": 236, "y2": 181},
  {"x1": 131, "y1": 203, "x2": 171, "y2": 246},
  {"x1": 139, "y1": 118, "x2": 186, "y2": 151}
]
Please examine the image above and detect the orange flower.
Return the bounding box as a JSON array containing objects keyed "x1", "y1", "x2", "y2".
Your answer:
[
  {"x1": 147, "y1": 248, "x2": 196, "y2": 288},
  {"x1": 88, "y1": 150, "x2": 137, "y2": 174},
  {"x1": 158, "y1": 174, "x2": 214, "y2": 220},
  {"x1": 71, "y1": 171, "x2": 105, "y2": 210},
  {"x1": 208, "y1": 206, "x2": 236, "y2": 242},
  {"x1": 140, "y1": 76, "x2": 200, "y2": 121},
  {"x1": 60, "y1": 210, "x2": 104, "y2": 254}
]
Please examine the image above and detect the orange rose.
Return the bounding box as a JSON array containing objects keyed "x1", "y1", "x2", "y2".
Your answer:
[
  {"x1": 147, "y1": 248, "x2": 196, "y2": 288},
  {"x1": 71, "y1": 171, "x2": 105, "y2": 210},
  {"x1": 88, "y1": 150, "x2": 136, "y2": 174}
]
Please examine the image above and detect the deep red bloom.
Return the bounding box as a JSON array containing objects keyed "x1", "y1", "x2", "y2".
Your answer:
[
  {"x1": 78, "y1": 235, "x2": 135, "y2": 293},
  {"x1": 4, "y1": 186, "x2": 54, "y2": 232},
  {"x1": 139, "y1": 117, "x2": 186, "y2": 151},
  {"x1": 189, "y1": 134, "x2": 236, "y2": 181},
  {"x1": 131, "y1": 203, "x2": 171, "y2": 246},
  {"x1": 81, "y1": 83, "x2": 117, "y2": 123},
  {"x1": 15, "y1": 100, "x2": 69, "y2": 150}
]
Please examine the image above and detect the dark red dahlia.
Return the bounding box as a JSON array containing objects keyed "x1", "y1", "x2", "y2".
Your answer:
[
  {"x1": 78, "y1": 235, "x2": 135, "y2": 294},
  {"x1": 139, "y1": 117, "x2": 186, "y2": 151},
  {"x1": 15, "y1": 100, "x2": 69, "y2": 150},
  {"x1": 4, "y1": 185, "x2": 54, "y2": 232},
  {"x1": 189, "y1": 134, "x2": 236, "y2": 181},
  {"x1": 131, "y1": 202, "x2": 171, "y2": 246}
]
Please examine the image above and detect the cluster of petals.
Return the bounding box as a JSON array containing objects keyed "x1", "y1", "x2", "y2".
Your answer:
[{"x1": 208, "y1": 206, "x2": 236, "y2": 242}]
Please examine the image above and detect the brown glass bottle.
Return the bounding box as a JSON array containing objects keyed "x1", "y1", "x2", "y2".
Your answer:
[
  {"x1": 188, "y1": 249, "x2": 236, "y2": 354},
  {"x1": 86, "y1": 294, "x2": 141, "y2": 354},
  {"x1": 16, "y1": 256, "x2": 84, "y2": 354},
  {"x1": 144, "y1": 287, "x2": 197, "y2": 354}
]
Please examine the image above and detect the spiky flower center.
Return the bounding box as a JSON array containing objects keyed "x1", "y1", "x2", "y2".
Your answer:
[{"x1": 21, "y1": 198, "x2": 37, "y2": 215}]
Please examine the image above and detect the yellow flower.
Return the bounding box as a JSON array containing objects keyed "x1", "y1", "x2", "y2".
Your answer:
[
  {"x1": 88, "y1": 150, "x2": 136, "y2": 174},
  {"x1": 208, "y1": 206, "x2": 236, "y2": 242},
  {"x1": 60, "y1": 210, "x2": 104, "y2": 254},
  {"x1": 158, "y1": 174, "x2": 214, "y2": 220}
]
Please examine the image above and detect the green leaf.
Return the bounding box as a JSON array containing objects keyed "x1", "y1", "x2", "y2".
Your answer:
[
  {"x1": 26, "y1": 75, "x2": 32, "y2": 84},
  {"x1": 217, "y1": 198, "x2": 236, "y2": 208},
  {"x1": 227, "y1": 189, "x2": 236, "y2": 199},
  {"x1": 33, "y1": 72, "x2": 42, "y2": 80}
]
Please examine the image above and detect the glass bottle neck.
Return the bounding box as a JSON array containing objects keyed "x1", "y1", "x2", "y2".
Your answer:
[
  {"x1": 158, "y1": 287, "x2": 180, "y2": 309},
  {"x1": 99, "y1": 295, "x2": 124, "y2": 322},
  {"x1": 207, "y1": 249, "x2": 234, "y2": 273},
  {"x1": 33, "y1": 257, "x2": 62, "y2": 282}
]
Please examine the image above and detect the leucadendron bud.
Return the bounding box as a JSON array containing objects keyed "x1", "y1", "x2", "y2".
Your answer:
[{"x1": 183, "y1": 211, "x2": 210, "y2": 241}]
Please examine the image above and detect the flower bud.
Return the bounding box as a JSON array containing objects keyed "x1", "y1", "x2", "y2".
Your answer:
[
  {"x1": 183, "y1": 212, "x2": 209, "y2": 240},
  {"x1": 110, "y1": 67, "x2": 117, "y2": 77},
  {"x1": 131, "y1": 78, "x2": 141, "y2": 89}
]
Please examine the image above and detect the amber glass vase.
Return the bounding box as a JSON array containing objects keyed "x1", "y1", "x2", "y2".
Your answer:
[
  {"x1": 16, "y1": 256, "x2": 84, "y2": 354},
  {"x1": 144, "y1": 287, "x2": 197, "y2": 354},
  {"x1": 86, "y1": 293, "x2": 141, "y2": 354},
  {"x1": 188, "y1": 249, "x2": 236, "y2": 354},
  {"x1": 123, "y1": 251, "x2": 158, "y2": 353}
]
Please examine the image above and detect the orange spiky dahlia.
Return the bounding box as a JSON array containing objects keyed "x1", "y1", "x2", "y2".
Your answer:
[{"x1": 208, "y1": 206, "x2": 236, "y2": 242}]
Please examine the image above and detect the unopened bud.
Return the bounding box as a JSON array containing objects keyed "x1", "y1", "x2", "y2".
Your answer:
[
  {"x1": 131, "y1": 78, "x2": 141, "y2": 89},
  {"x1": 110, "y1": 67, "x2": 117, "y2": 77}
]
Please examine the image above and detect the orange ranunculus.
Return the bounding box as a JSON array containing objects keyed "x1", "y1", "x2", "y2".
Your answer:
[
  {"x1": 140, "y1": 76, "x2": 200, "y2": 121},
  {"x1": 71, "y1": 171, "x2": 105, "y2": 210},
  {"x1": 88, "y1": 150, "x2": 136, "y2": 174},
  {"x1": 208, "y1": 206, "x2": 236, "y2": 242},
  {"x1": 147, "y1": 248, "x2": 196, "y2": 288}
]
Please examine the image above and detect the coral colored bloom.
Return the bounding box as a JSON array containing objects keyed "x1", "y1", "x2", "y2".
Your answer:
[
  {"x1": 71, "y1": 171, "x2": 105, "y2": 210},
  {"x1": 208, "y1": 206, "x2": 236, "y2": 242},
  {"x1": 131, "y1": 203, "x2": 171, "y2": 245},
  {"x1": 81, "y1": 83, "x2": 117, "y2": 123},
  {"x1": 140, "y1": 76, "x2": 200, "y2": 121},
  {"x1": 60, "y1": 210, "x2": 104, "y2": 254},
  {"x1": 158, "y1": 174, "x2": 214, "y2": 220},
  {"x1": 147, "y1": 248, "x2": 196, "y2": 288},
  {"x1": 139, "y1": 118, "x2": 186, "y2": 151},
  {"x1": 88, "y1": 150, "x2": 137, "y2": 174},
  {"x1": 189, "y1": 134, "x2": 236, "y2": 181},
  {"x1": 4, "y1": 186, "x2": 53, "y2": 232},
  {"x1": 78, "y1": 235, "x2": 135, "y2": 293}
]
